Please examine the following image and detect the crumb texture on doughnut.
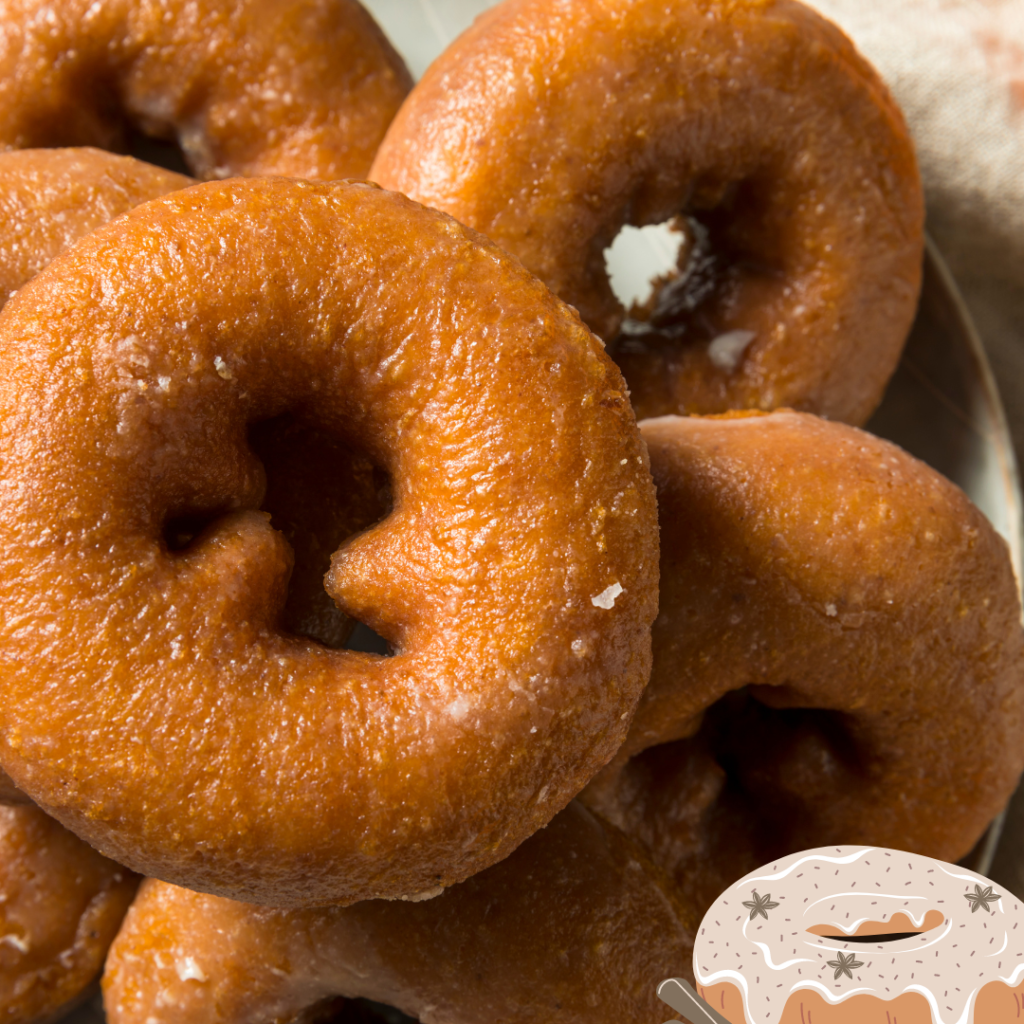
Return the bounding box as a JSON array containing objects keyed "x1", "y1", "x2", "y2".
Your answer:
[
  {"x1": 0, "y1": 803, "x2": 139, "y2": 1024},
  {"x1": 102, "y1": 803, "x2": 694, "y2": 1024},
  {"x1": 582, "y1": 411, "x2": 1024, "y2": 915},
  {"x1": 694, "y1": 846, "x2": 1024, "y2": 1024},
  {"x1": 0, "y1": 148, "x2": 192, "y2": 308},
  {"x1": 0, "y1": 0, "x2": 412, "y2": 179},
  {"x1": 371, "y1": 0, "x2": 924, "y2": 425},
  {"x1": 0, "y1": 177, "x2": 658, "y2": 907}
]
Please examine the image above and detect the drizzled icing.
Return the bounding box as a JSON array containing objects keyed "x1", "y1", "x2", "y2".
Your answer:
[{"x1": 693, "y1": 846, "x2": 1024, "y2": 1024}]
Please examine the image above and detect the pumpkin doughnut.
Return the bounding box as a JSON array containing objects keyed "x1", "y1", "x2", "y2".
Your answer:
[
  {"x1": 371, "y1": 0, "x2": 924, "y2": 425},
  {"x1": 0, "y1": 148, "x2": 192, "y2": 309},
  {"x1": 0, "y1": 0, "x2": 412, "y2": 180},
  {"x1": 0, "y1": 800, "x2": 138, "y2": 1024},
  {"x1": 581, "y1": 411, "x2": 1024, "y2": 917},
  {"x1": 102, "y1": 802, "x2": 694, "y2": 1024},
  {"x1": 0, "y1": 177, "x2": 659, "y2": 908}
]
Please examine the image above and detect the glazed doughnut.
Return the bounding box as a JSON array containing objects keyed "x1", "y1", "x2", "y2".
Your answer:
[
  {"x1": 582, "y1": 411, "x2": 1024, "y2": 916},
  {"x1": 0, "y1": 0, "x2": 412, "y2": 180},
  {"x1": 690, "y1": 846, "x2": 1024, "y2": 1024},
  {"x1": 0, "y1": 148, "x2": 192, "y2": 309},
  {"x1": 0, "y1": 177, "x2": 659, "y2": 907},
  {"x1": 0, "y1": 801, "x2": 138, "y2": 1024},
  {"x1": 102, "y1": 803, "x2": 694, "y2": 1024},
  {"x1": 371, "y1": 0, "x2": 924, "y2": 425}
]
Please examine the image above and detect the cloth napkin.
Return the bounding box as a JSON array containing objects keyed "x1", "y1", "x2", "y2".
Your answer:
[{"x1": 804, "y1": 0, "x2": 1024, "y2": 900}]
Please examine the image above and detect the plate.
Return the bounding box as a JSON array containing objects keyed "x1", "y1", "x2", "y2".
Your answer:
[{"x1": 64, "y1": 2, "x2": 1024, "y2": 1019}]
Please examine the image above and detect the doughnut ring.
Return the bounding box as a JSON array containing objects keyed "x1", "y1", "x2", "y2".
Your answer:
[
  {"x1": 0, "y1": 0, "x2": 411, "y2": 180},
  {"x1": 0, "y1": 148, "x2": 192, "y2": 308},
  {"x1": 102, "y1": 803, "x2": 694, "y2": 1024},
  {"x1": 0, "y1": 177, "x2": 659, "y2": 907},
  {"x1": 0, "y1": 801, "x2": 138, "y2": 1024},
  {"x1": 371, "y1": 0, "x2": 924, "y2": 425},
  {"x1": 582, "y1": 412, "x2": 1024, "y2": 915},
  {"x1": 693, "y1": 846, "x2": 1024, "y2": 1024}
]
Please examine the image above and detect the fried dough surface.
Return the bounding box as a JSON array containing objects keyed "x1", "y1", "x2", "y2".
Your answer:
[
  {"x1": 0, "y1": 0, "x2": 411, "y2": 179},
  {"x1": 372, "y1": 0, "x2": 924, "y2": 425},
  {"x1": 583, "y1": 412, "x2": 1024, "y2": 913},
  {"x1": 0, "y1": 178, "x2": 658, "y2": 907},
  {"x1": 103, "y1": 803, "x2": 694, "y2": 1024}
]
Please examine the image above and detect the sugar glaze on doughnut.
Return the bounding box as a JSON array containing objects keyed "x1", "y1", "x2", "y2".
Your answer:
[{"x1": 693, "y1": 846, "x2": 1024, "y2": 1024}]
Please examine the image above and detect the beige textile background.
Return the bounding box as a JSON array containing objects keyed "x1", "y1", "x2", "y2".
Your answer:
[{"x1": 805, "y1": 0, "x2": 1024, "y2": 893}]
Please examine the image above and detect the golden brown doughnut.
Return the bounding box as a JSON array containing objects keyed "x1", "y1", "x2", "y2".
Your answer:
[
  {"x1": 582, "y1": 411, "x2": 1024, "y2": 916},
  {"x1": 0, "y1": 802, "x2": 138, "y2": 1024},
  {"x1": 0, "y1": 0, "x2": 411, "y2": 180},
  {"x1": 371, "y1": 0, "x2": 924, "y2": 425},
  {"x1": 0, "y1": 177, "x2": 659, "y2": 908},
  {"x1": 0, "y1": 148, "x2": 192, "y2": 309},
  {"x1": 102, "y1": 802, "x2": 694, "y2": 1024}
]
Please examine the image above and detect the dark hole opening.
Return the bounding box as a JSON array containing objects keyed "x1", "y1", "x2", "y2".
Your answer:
[
  {"x1": 125, "y1": 124, "x2": 192, "y2": 177},
  {"x1": 304, "y1": 997, "x2": 417, "y2": 1023},
  {"x1": 610, "y1": 176, "x2": 786, "y2": 363},
  {"x1": 607, "y1": 689, "x2": 869, "y2": 913},
  {"x1": 817, "y1": 932, "x2": 923, "y2": 944},
  {"x1": 161, "y1": 414, "x2": 394, "y2": 655}
]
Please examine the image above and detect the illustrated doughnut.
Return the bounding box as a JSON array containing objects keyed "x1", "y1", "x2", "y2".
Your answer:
[
  {"x1": 371, "y1": 0, "x2": 924, "y2": 426},
  {"x1": 0, "y1": 148, "x2": 192, "y2": 308},
  {"x1": 0, "y1": 177, "x2": 659, "y2": 907},
  {"x1": 689, "y1": 846, "x2": 1024, "y2": 1023},
  {"x1": 0, "y1": 0, "x2": 412, "y2": 180},
  {"x1": 102, "y1": 803, "x2": 694, "y2": 1024},
  {"x1": 582, "y1": 412, "x2": 1024, "y2": 916},
  {"x1": 0, "y1": 801, "x2": 138, "y2": 1024}
]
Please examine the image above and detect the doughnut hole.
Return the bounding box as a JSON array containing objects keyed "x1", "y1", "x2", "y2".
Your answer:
[
  {"x1": 126, "y1": 125, "x2": 191, "y2": 177},
  {"x1": 581, "y1": 689, "x2": 872, "y2": 915},
  {"x1": 163, "y1": 414, "x2": 392, "y2": 654},
  {"x1": 610, "y1": 176, "x2": 794, "y2": 420}
]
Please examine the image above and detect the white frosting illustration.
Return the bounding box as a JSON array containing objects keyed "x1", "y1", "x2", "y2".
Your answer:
[{"x1": 693, "y1": 846, "x2": 1024, "y2": 1024}]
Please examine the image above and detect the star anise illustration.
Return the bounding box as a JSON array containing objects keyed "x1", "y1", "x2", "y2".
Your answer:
[
  {"x1": 965, "y1": 883, "x2": 1001, "y2": 914},
  {"x1": 742, "y1": 890, "x2": 779, "y2": 921},
  {"x1": 826, "y1": 951, "x2": 864, "y2": 980}
]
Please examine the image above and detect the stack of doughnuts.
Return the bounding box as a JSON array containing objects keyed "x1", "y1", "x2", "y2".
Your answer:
[{"x1": 0, "y1": 2, "x2": 1019, "y2": 1024}]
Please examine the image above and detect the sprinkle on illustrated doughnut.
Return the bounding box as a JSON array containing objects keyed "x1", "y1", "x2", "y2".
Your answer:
[
  {"x1": 0, "y1": 0, "x2": 412, "y2": 180},
  {"x1": 102, "y1": 803, "x2": 694, "y2": 1024},
  {"x1": 0, "y1": 177, "x2": 659, "y2": 908},
  {"x1": 0, "y1": 801, "x2": 139, "y2": 1024},
  {"x1": 582, "y1": 411, "x2": 1024, "y2": 915},
  {"x1": 371, "y1": 0, "x2": 924, "y2": 425},
  {"x1": 691, "y1": 846, "x2": 1024, "y2": 1024},
  {"x1": 0, "y1": 148, "x2": 192, "y2": 308}
]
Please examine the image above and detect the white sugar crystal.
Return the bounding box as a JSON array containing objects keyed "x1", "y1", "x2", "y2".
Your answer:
[
  {"x1": 708, "y1": 329, "x2": 756, "y2": 371},
  {"x1": 176, "y1": 957, "x2": 207, "y2": 983},
  {"x1": 157, "y1": 376, "x2": 171, "y2": 392},
  {"x1": 1, "y1": 933, "x2": 29, "y2": 954},
  {"x1": 592, "y1": 583, "x2": 623, "y2": 609},
  {"x1": 825, "y1": 603, "x2": 838, "y2": 617},
  {"x1": 213, "y1": 356, "x2": 234, "y2": 380}
]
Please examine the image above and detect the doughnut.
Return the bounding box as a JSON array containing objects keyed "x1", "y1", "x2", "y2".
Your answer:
[
  {"x1": 581, "y1": 411, "x2": 1024, "y2": 916},
  {"x1": 0, "y1": 177, "x2": 659, "y2": 907},
  {"x1": 688, "y1": 846, "x2": 1024, "y2": 1023},
  {"x1": 102, "y1": 802, "x2": 694, "y2": 1024},
  {"x1": 370, "y1": 0, "x2": 924, "y2": 426},
  {"x1": 0, "y1": 801, "x2": 138, "y2": 1024},
  {"x1": 0, "y1": 148, "x2": 192, "y2": 309},
  {"x1": 0, "y1": 0, "x2": 412, "y2": 180}
]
